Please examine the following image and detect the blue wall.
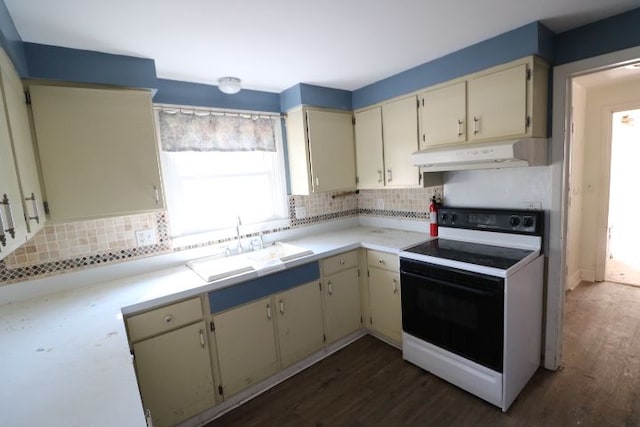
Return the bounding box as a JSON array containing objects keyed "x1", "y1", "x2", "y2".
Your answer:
[
  {"x1": 280, "y1": 83, "x2": 352, "y2": 111},
  {"x1": 555, "y1": 8, "x2": 640, "y2": 65}
]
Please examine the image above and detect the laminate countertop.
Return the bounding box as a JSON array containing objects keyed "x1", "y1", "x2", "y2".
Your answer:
[{"x1": 0, "y1": 225, "x2": 429, "y2": 427}]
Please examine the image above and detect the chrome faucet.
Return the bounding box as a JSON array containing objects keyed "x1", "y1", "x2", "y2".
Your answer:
[{"x1": 235, "y1": 216, "x2": 243, "y2": 253}]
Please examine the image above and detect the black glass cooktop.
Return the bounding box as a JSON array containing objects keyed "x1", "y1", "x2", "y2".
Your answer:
[{"x1": 403, "y1": 238, "x2": 535, "y2": 270}]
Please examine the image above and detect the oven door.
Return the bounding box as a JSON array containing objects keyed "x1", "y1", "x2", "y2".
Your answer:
[{"x1": 400, "y1": 258, "x2": 504, "y2": 372}]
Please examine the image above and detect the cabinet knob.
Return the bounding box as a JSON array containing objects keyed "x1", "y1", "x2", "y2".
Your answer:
[
  {"x1": 340, "y1": 259, "x2": 345, "y2": 265},
  {"x1": 164, "y1": 315, "x2": 173, "y2": 324},
  {"x1": 378, "y1": 259, "x2": 385, "y2": 264}
]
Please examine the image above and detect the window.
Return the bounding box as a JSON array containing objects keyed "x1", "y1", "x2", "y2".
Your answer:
[{"x1": 156, "y1": 107, "x2": 288, "y2": 242}]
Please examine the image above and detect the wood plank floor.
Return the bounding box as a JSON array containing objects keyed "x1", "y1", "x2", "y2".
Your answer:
[{"x1": 205, "y1": 281, "x2": 640, "y2": 427}]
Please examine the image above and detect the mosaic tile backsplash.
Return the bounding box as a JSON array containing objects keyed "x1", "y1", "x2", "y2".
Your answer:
[{"x1": 0, "y1": 186, "x2": 442, "y2": 285}]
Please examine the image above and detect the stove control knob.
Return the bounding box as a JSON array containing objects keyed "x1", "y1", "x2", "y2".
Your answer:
[
  {"x1": 450, "y1": 213, "x2": 457, "y2": 223},
  {"x1": 510, "y1": 216, "x2": 520, "y2": 227},
  {"x1": 440, "y1": 213, "x2": 448, "y2": 223},
  {"x1": 523, "y1": 216, "x2": 534, "y2": 228}
]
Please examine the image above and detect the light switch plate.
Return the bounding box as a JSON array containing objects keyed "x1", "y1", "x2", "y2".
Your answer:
[{"x1": 135, "y1": 228, "x2": 157, "y2": 247}]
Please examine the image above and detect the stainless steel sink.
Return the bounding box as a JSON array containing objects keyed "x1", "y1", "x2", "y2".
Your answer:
[{"x1": 187, "y1": 242, "x2": 313, "y2": 282}]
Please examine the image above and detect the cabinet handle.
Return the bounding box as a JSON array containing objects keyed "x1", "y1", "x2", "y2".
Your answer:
[
  {"x1": 328, "y1": 281, "x2": 333, "y2": 295},
  {"x1": 199, "y1": 329, "x2": 205, "y2": 348},
  {"x1": 0, "y1": 207, "x2": 6, "y2": 247},
  {"x1": 1, "y1": 194, "x2": 16, "y2": 239},
  {"x1": 279, "y1": 299, "x2": 285, "y2": 315},
  {"x1": 25, "y1": 193, "x2": 40, "y2": 224},
  {"x1": 457, "y1": 119, "x2": 464, "y2": 137},
  {"x1": 315, "y1": 177, "x2": 320, "y2": 189},
  {"x1": 473, "y1": 116, "x2": 480, "y2": 135},
  {"x1": 163, "y1": 315, "x2": 173, "y2": 324},
  {"x1": 392, "y1": 278, "x2": 399, "y2": 294},
  {"x1": 387, "y1": 169, "x2": 392, "y2": 183},
  {"x1": 266, "y1": 303, "x2": 272, "y2": 320},
  {"x1": 153, "y1": 185, "x2": 160, "y2": 205},
  {"x1": 377, "y1": 169, "x2": 383, "y2": 183}
]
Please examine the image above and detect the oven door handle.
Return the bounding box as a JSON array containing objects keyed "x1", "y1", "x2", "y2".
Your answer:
[{"x1": 401, "y1": 270, "x2": 502, "y2": 296}]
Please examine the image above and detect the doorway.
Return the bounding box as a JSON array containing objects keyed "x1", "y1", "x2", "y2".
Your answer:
[{"x1": 605, "y1": 108, "x2": 640, "y2": 286}]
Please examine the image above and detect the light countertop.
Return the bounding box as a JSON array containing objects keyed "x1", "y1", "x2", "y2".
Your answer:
[{"x1": 0, "y1": 225, "x2": 429, "y2": 427}]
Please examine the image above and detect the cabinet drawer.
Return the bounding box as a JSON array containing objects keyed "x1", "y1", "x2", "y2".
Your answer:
[
  {"x1": 127, "y1": 298, "x2": 203, "y2": 342},
  {"x1": 322, "y1": 250, "x2": 358, "y2": 276},
  {"x1": 367, "y1": 250, "x2": 399, "y2": 271}
]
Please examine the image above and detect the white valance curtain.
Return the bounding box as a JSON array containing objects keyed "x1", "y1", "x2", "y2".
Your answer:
[{"x1": 158, "y1": 108, "x2": 280, "y2": 152}]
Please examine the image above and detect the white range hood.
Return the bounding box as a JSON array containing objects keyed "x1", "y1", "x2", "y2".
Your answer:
[{"x1": 411, "y1": 138, "x2": 548, "y2": 172}]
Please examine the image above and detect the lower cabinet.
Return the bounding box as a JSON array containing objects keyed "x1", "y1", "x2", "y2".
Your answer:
[
  {"x1": 214, "y1": 296, "x2": 279, "y2": 398},
  {"x1": 321, "y1": 251, "x2": 362, "y2": 343},
  {"x1": 367, "y1": 250, "x2": 402, "y2": 345},
  {"x1": 132, "y1": 321, "x2": 216, "y2": 427}
]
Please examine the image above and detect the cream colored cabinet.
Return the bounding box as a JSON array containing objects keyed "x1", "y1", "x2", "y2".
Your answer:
[
  {"x1": 132, "y1": 322, "x2": 216, "y2": 427},
  {"x1": 286, "y1": 107, "x2": 356, "y2": 194},
  {"x1": 468, "y1": 63, "x2": 528, "y2": 141},
  {"x1": 354, "y1": 106, "x2": 384, "y2": 188},
  {"x1": 0, "y1": 92, "x2": 28, "y2": 259},
  {"x1": 275, "y1": 281, "x2": 325, "y2": 368},
  {"x1": 29, "y1": 84, "x2": 164, "y2": 222},
  {"x1": 321, "y1": 251, "x2": 361, "y2": 343},
  {"x1": 419, "y1": 81, "x2": 466, "y2": 148},
  {"x1": 418, "y1": 56, "x2": 548, "y2": 147},
  {"x1": 367, "y1": 250, "x2": 402, "y2": 346},
  {"x1": 382, "y1": 96, "x2": 420, "y2": 187},
  {"x1": 214, "y1": 296, "x2": 279, "y2": 398},
  {"x1": 126, "y1": 298, "x2": 216, "y2": 427},
  {"x1": 0, "y1": 49, "x2": 45, "y2": 240},
  {"x1": 354, "y1": 96, "x2": 420, "y2": 189}
]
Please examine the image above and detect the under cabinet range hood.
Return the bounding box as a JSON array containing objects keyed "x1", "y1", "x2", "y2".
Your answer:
[{"x1": 411, "y1": 138, "x2": 548, "y2": 172}]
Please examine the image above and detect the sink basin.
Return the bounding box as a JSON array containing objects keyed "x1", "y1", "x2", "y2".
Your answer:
[{"x1": 187, "y1": 242, "x2": 313, "y2": 282}]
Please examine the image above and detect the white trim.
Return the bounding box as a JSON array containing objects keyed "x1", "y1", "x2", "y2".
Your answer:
[
  {"x1": 565, "y1": 269, "x2": 582, "y2": 291},
  {"x1": 549, "y1": 45, "x2": 640, "y2": 370}
]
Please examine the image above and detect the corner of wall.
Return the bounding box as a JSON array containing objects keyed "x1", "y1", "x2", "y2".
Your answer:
[{"x1": 0, "y1": 0, "x2": 27, "y2": 76}]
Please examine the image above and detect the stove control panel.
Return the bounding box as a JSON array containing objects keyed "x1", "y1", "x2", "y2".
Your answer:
[{"x1": 438, "y1": 207, "x2": 544, "y2": 236}]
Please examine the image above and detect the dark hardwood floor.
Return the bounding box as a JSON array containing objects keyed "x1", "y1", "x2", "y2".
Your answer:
[{"x1": 206, "y1": 281, "x2": 640, "y2": 427}]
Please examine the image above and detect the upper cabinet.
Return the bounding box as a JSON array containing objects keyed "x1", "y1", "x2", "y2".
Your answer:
[
  {"x1": 354, "y1": 95, "x2": 420, "y2": 189},
  {"x1": 29, "y1": 84, "x2": 164, "y2": 222},
  {"x1": 286, "y1": 107, "x2": 356, "y2": 195},
  {"x1": 0, "y1": 48, "x2": 45, "y2": 260},
  {"x1": 419, "y1": 56, "x2": 549, "y2": 148}
]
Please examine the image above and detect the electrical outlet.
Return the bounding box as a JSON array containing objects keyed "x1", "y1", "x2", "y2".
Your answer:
[
  {"x1": 135, "y1": 228, "x2": 157, "y2": 247},
  {"x1": 294, "y1": 206, "x2": 307, "y2": 218},
  {"x1": 522, "y1": 201, "x2": 542, "y2": 210},
  {"x1": 376, "y1": 198, "x2": 384, "y2": 210}
]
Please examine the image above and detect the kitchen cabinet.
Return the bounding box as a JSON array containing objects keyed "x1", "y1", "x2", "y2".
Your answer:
[
  {"x1": 286, "y1": 107, "x2": 356, "y2": 194},
  {"x1": 321, "y1": 250, "x2": 361, "y2": 343},
  {"x1": 354, "y1": 96, "x2": 420, "y2": 189},
  {"x1": 0, "y1": 49, "x2": 45, "y2": 240},
  {"x1": 28, "y1": 84, "x2": 164, "y2": 222},
  {"x1": 275, "y1": 281, "x2": 325, "y2": 368},
  {"x1": 126, "y1": 298, "x2": 216, "y2": 427},
  {"x1": 419, "y1": 81, "x2": 466, "y2": 148},
  {"x1": 418, "y1": 56, "x2": 548, "y2": 147},
  {"x1": 367, "y1": 250, "x2": 402, "y2": 346},
  {"x1": 213, "y1": 296, "x2": 279, "y2": 398},
  {"x1": 354, "y1": 106, "x2": 384, "y2": 188},
  {"x1": 381, "y1": 95, "x2": 420, "y2": 187},
  {"x1": 132, "y1": 322, "x2": 216, "y2": 427}
]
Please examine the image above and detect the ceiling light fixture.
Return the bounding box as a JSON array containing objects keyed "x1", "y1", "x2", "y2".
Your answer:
[{"x1": 218, "y1": 77, "x2": 242, "y2": 94}]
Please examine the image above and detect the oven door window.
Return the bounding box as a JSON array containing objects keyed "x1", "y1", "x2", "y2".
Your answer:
[{"x1": 401, "y1": 261, "x2": 504, "y2": 372}]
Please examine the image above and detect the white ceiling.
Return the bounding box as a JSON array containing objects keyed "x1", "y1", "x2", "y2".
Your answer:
[{"x1": 5, "y1": 0, "x2": 640, "y2": 93}]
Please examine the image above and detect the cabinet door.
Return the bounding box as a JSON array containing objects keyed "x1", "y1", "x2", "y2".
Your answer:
[
  {"x1": 133, "y1": 322, "x2": 216, "y2": 427},
  {"x1": 324, "y1": 267, "x2": 361, "y2": 343},
  {"x1": 214, "y1": 297, "x2": 278, "y2": 397},
  {"x1": 0, "y1": 51, "x2": 45, "y2": 238},
  {"x1": 354, "y1": 107, "x2": 384, "y2": 188},
  {"x1": 0, "y1": 82, "x2": 28, "y2": 260},
  {"x1": 29, "y1": 85, "x2": 164, "y2": 222},
  {"x1": 420, "y1": 81, "x2": 466, "y2": 147},
  {"x1": 369, "y1": 267, "x2": 402, "y2": 345},
  {"x1": 306, "y1": 109, "x2": 356, "y2": 193},
  {"x1": 468, "y1": 63, "x2": 528, "y2": 141},
  {"x1": 382, "y1": 96, "x2": 420, "y2": 187},
  {"x1": 275, "y1": 281, "x2": 324, "y2": 368}
]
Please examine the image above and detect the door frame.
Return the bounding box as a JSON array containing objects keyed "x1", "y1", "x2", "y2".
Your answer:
[{"x1": 546, "y1": 45, "x2": 640, "y2": 370}]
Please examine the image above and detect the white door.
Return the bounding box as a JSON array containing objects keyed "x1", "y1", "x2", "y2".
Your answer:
[
  {"x1": 354, "y1": 106, "x2": 384, "y2": 188},
  {"x1": 383, "y1": 95, "x2": 420, "y2": 187},
  {"x1": 420, "y1": 81, "x2": 466, "y2": 147}
]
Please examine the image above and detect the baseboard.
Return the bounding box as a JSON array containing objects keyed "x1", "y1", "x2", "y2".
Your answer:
[
  {"x1": 581, "y1": 268, "x2": 595, "y2": 283},
  {"x1": 565, "y1": 270, "x2": 582, "y2": 290}
]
